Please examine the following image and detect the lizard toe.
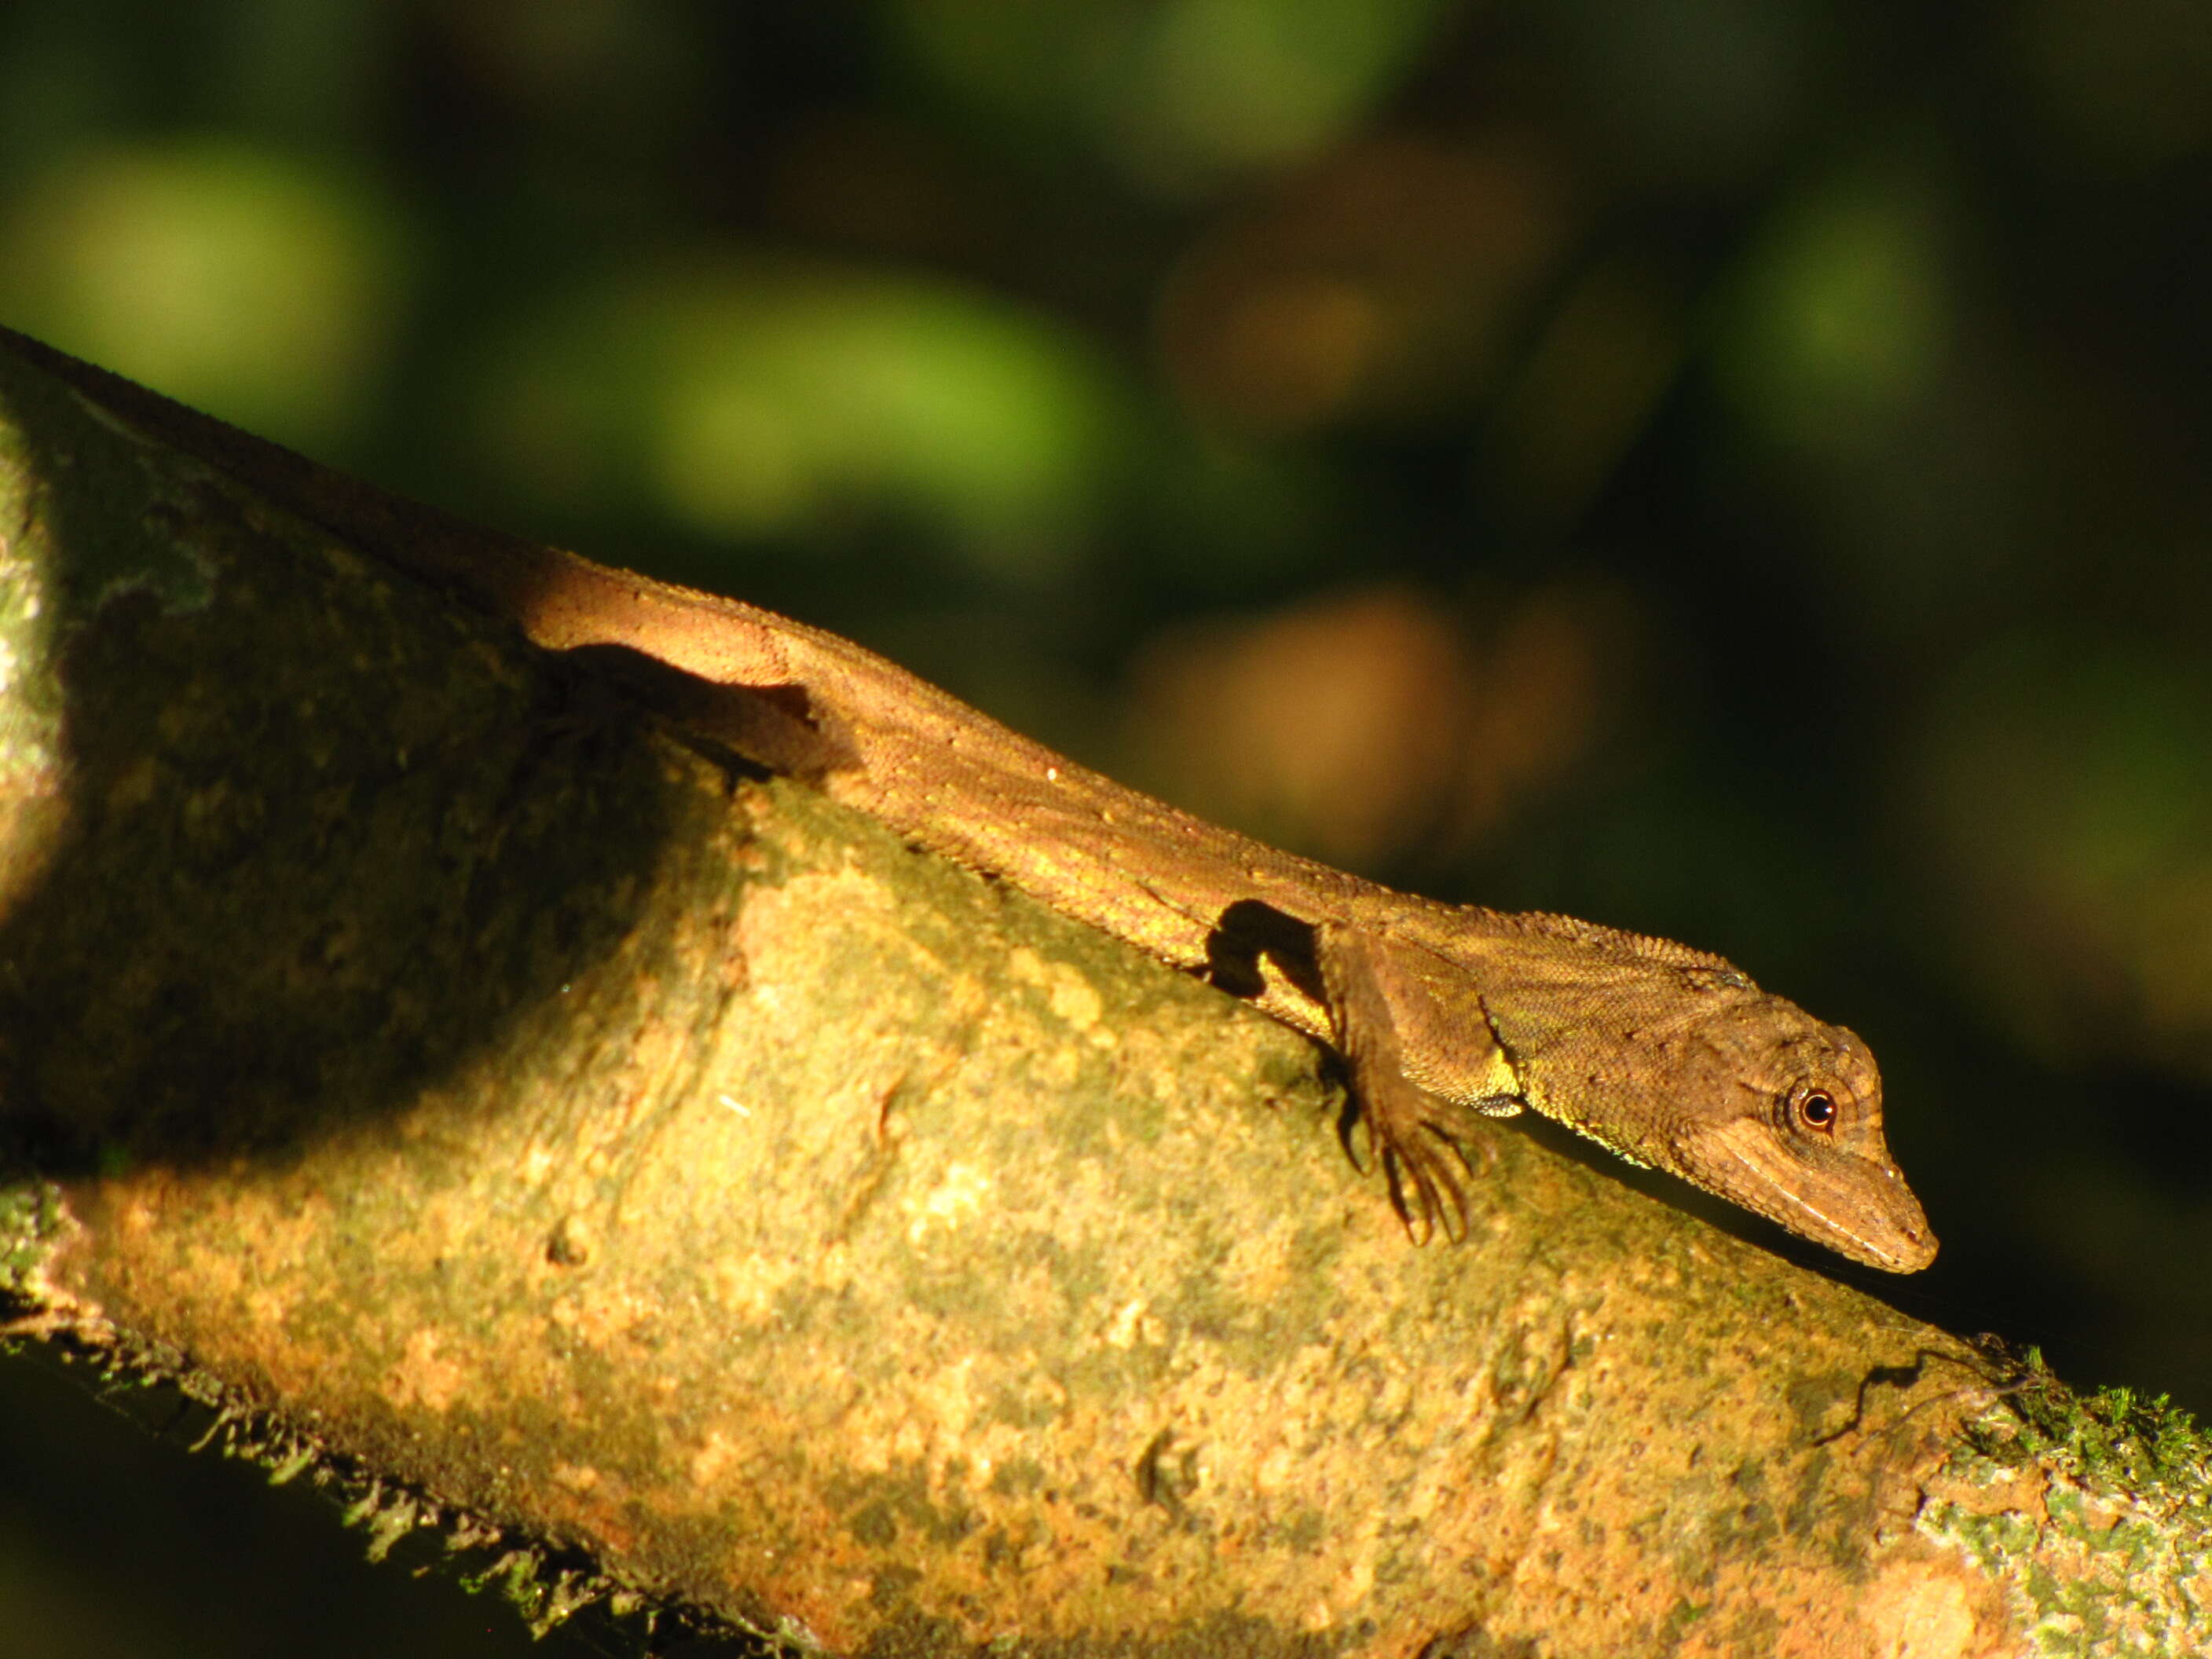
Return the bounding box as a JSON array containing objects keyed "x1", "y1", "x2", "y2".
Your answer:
[{"x1": 1375, "y1": 1105, "x2": 1476, "y2": 1246}]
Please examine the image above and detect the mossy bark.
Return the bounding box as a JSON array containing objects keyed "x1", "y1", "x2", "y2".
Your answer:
[{"x1": 0, "y1": 331, "x2": 2205, "y2": 1658}]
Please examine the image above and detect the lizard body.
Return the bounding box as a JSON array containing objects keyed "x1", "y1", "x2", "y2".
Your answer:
[{"x1": 4, "y1": 327, "x2": 1936, "y2": 1271}]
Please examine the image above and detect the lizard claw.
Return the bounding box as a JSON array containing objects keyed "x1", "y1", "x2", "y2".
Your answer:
[
  {"x1": 1353, "y1": 1070, "x2": 1481, "y2": 1246},
  {"x1": 1379, "y1": 1111, "x2": 1478, "y2": 1247}
]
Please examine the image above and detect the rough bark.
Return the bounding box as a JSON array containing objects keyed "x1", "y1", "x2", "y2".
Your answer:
[{"x1": 0, "y1": 331, "x2": 2205, "y2": 1658}]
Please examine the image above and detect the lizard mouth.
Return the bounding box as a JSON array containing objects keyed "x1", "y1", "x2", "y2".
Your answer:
[{"x1": 1698, "y1": 1131, "x2": 1939, "y2": 1273}]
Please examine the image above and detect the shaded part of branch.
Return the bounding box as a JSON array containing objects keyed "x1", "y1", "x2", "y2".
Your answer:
[
  {"x1": 0, "y1": 341, "x2": 725, "y2": 1170},
  {"x1": 2, "y1": 331, "x2": 2208, "y2": 1658},
  {"x1": 0, "y1": 1330, "x2": 782, "y2": 1654}
]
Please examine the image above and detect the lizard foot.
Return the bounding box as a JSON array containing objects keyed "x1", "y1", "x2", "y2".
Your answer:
[
  {"x1": 1360, "y1": 1076, "x2": 1483, "y2": 1246},
  {"x1": 1309, "y1": 918, "x2": 1487, "y2": 1245}
]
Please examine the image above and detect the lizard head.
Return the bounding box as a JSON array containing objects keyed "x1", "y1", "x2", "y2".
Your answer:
[
  {"x1": 1660, "y1": 998, "x2": 1936, "y2": 1273},
  {"x1": 1521, "y1": 986, "x2": 1939, "y2": 1273}
]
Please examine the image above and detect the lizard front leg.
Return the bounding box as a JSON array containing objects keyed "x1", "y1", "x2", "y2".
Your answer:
[{"x1": 1312, "y1": 921, "x2": 1489, "y2": 1245}]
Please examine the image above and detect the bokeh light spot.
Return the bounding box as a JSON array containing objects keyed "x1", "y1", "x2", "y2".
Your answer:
[
  {"x1": 1713, "y1": 158, "x2": 1951, "y2": 453},
  {"x1": 0, "y1": 138, "x2": 412, "y2": 449},
  {"x1": 472, "y1": 260, "x2": 1130, "y2": 584}
]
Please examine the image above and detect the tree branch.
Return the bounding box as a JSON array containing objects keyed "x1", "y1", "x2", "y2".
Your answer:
[{"x1": 0, "y1": 331, "x2": 2203, "y2": 1657}]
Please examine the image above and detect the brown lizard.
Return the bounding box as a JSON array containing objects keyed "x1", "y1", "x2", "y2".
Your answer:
[{"x1": 2, "y1": 326, "x2": 1937, "y2": 1272}]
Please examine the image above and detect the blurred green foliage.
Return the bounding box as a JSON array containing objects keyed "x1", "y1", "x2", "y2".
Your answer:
[
  {"x1": 0, "y1": 137, "x2": 412, "y2": 445},
  {"x1": 884, "y1": 0, "x2": 1464, "y2": 187},
  {"x1": 2, "y1": 0, "x2": 2209, "y2": 1651},
  {"x1": 463, "y1": 257, "x2": 1133, "y2": 581},
  {"x1": 1714, "y1": 152, "x2": 1952, "y2": 451}
]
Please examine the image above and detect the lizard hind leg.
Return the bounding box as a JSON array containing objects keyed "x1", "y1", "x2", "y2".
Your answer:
[{"x1": 1312, "y1": 921, "x2": 1484, "y2": 1246}]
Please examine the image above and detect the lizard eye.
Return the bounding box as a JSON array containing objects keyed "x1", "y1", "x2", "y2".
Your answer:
[{"x1": 1796, "y1": 1090, "x2": 1837, "y2": 1132}]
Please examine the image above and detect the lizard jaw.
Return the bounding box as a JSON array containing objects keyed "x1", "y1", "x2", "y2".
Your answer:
[{"x1": 1688, "y1": 1125, "x2": 1939, "y2": 1273}]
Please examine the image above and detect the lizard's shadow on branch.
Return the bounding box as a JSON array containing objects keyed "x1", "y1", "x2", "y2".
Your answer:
[
  {"x1": 1505, "y1": 1107, "x2": 1912, "y2": 1295},
  {"x1": 0, "y1": 350, "x2": 707, "y2": 1179}
]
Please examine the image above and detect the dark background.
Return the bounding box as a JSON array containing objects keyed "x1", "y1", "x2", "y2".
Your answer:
[{"x1": 2, "y1": 2, "x2": 2207, "y2": 1654}]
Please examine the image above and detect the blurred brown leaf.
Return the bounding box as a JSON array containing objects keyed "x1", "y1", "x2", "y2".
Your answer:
[
  {"x1": 1122, "y1": 580, "x2": 1635, "y2": 868},
  {"x1": 1155, "y1": 133, "x2": 1577, "y2": 435}
]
